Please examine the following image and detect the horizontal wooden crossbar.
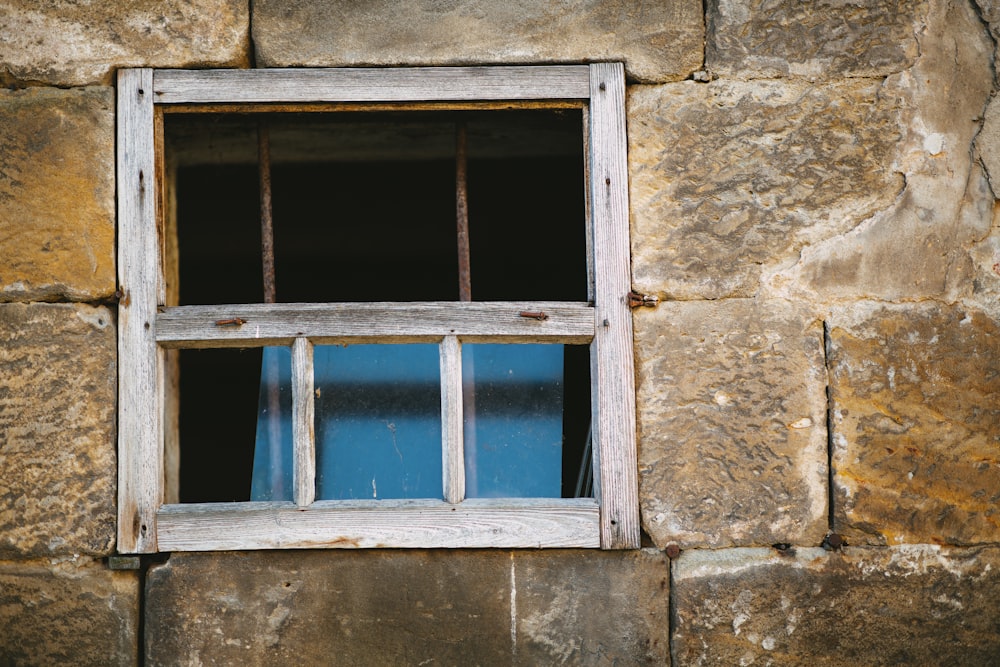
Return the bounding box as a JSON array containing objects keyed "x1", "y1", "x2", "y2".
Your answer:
[
  {"x1": 153, "y1": 66, "x2": 591, "y2": 105},
  {"x1": 155, "y1": 301, "x2": 595, "y2": 347}
]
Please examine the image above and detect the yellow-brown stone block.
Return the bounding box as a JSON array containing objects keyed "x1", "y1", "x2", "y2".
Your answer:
[
  {"x1": 635, "y1": 300, "x2": 828, "y2": 548},
  {"x1": 829, "y1": 302, "x2": 1000, "y2": 545},
  {"x1": 0, "y1": 87, "x2": 114, "y2": 302},
  {"x1": 0, "y1": 303, "x2": 116, "y2": 557}
]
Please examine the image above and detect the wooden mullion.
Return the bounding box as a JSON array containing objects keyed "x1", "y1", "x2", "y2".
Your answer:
[
  {"x1": 292, "y1": 338, "x2": 315, "y2": 507},
  {"x1": 117, "y1": 68, "x2": 160, "y2": 553},
  {"x1": 159, "y1": 111, "x2": 181, "y2": 505},
  {"x1": 153, "y1": 107, "x2": 167, "y2": 307},
  {"x1": 588, "y1": 63, "x2": 639, "y2": 549},
  {"x1": 152, "y1": 66, "x2": 591, "y2": 105},
  {"x1": 440, "y1": 336, "x2": 465, "y2": 504}
]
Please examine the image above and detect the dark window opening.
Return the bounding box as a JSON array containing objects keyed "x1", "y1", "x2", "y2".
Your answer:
[{"x1": 168, "y1": 110, "x2": 591, "y2": 503}]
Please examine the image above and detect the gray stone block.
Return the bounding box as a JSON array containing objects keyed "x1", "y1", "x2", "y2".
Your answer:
[
  {"x1": 673, "y1": 545, "x2": 1000, "y2": 665},
  {"x1": 0, "y1": 1, "x2": 249, "y2": 86},
  {"x1": 252, "y1": 0, "x2": 703, "y2": 83},
  {"x1": 706, "y1": 0, "x2": 924, "y2": 79},
  {"x1": 0, "y1": 559, "x2": 138, "y2": 666},
  {"x1": 0, "y1": 303, "x2": 116, "y2": 557},
  {"x1": 766, "y1": 0, "x2": 994, "y2": 303},
  {"x1": 628, "y1": 79, "x2": 903, "y2": 300},
  {"x1": 635, "y1": 300, "x2": 828, "y2": 549},
  {"x1": 145, "y1": 549, "x2": 669, "y2": 665}
]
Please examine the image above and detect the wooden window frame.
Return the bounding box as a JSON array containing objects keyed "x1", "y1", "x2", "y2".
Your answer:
[{"x1": 117, "y1": 64, "x2": 636, "y2": 553}]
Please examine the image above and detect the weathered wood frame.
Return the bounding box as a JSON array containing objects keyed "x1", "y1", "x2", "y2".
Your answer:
[{"x1": 117, "y1": 64, "x2": 636, "y2": 553}]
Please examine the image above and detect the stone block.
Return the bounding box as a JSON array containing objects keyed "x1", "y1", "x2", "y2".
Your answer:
[
  {"x1": 635, "y1": 300, "x2": 828, "y2": 549},
  {"x1": 0, "y1": 558, "x2": 138, "y2": 666},
  {"x1": 673, "y1": 545, "x2": 1000, "y2": 665},
  {"x1": 706, "y1": 0, "x2": 924, "y2": 79},
  {"x1": 629, "y1": 79, "x2": 903, "y2": 300},
  {"x1": 252, "y1": 0, "x2": 702, "y2": 84},
  {"x1": 767, "y1": 0, "x2": 994, "y2": 303},
  {"x1": 0, "y1": 87, "x2": 115, "y2": 302},
  {"x1": 0, "y1": 1, "x2": 249, "y2": 86},
  {"x1": 513, "y1": 549, "x2": 670, "y2": 663},
  {"x1": 828, "y1": 302, "x2": 1000, "y2": 546},
  {"x1": 145, "y1": 549, "x2": 669, "y2": 665},
  {"x1": 0, "y1": 303, "x2": 116, "y2": 557}
]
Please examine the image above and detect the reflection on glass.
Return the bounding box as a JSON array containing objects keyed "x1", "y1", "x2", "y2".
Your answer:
[
  {"x1": 463, "y1": 344, "x2": 564, "y2": 498},
  {"x1": 250, "y1": 343, "x2": 567, "y2": 503},
  {"x1": 314, "y1": 344, "x2": 442, "y2": 500},
  {"x1": 250, "y1": 346, "x2": 294, "y2": 501}
]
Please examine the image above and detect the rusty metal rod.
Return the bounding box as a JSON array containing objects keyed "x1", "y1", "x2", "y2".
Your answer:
[
  {"x1": 456, "y1": 121, "x2": 478, "y2": 497},
  {"x1": 258, "y1": 120, "x2": 283, "y2": 498},
  {"x1": 455, "y1": 122, "x2": 472, "y2": 302},
  {"x1": 259, "y1": 121, "x2": 276, "y2": 304}
]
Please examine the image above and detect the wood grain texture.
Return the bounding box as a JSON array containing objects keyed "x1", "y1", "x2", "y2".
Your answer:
[
  {"x1": 153, "y1": 66, "x2": 590, "y2": 104},
  {"x1": 121, "y1": 62, "x2": 638, "y2": 553},
  {"x1": 582, "y1": 103, "x2": 596, "y2": 303},
  {"x1": 155, "y1": 302, "x2": 594, "y2": 347},
  {"x1": 156, "y1": 498, "x2": 600, "y2": 550},
  {"x1": 589, "y1": 63, "x2": 639, "y2": 549},
  {"x1": 440, "y1": 336, "x2": 465, "y2": 504},
  {"x1": 292, "y1": 338, "x2": 315, "y2": 507},
  {"x1": 117, "y1": 68, "x2": 160, "y2": 553}
]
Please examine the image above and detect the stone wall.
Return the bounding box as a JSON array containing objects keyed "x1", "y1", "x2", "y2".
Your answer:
[{"x1": 0, "y1": 0, "x2": 998, "y2": 664}]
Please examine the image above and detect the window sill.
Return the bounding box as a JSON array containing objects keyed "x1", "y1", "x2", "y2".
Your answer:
[{"x1": 156, "y1": 497, "x2": 601, "y2": 550}]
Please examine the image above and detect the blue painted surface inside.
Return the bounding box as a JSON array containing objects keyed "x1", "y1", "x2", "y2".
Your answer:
[
  {"x1": 250, "y1": 343, "x2": 564, "y2": 501},
  {"x1": 463, "y1": 344, "x2": 564, "y2": 498},
  {"x1": 314, "y1": 344, "x2": 443, "y2": 500}
]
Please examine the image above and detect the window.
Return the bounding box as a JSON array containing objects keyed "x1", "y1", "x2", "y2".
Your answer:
[{"x1": 117, "y1": 64, "x2": 636, "y2": 552}]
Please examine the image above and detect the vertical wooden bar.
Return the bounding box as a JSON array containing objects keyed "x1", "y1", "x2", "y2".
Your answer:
[
  {"x1": 158, "y1": 111, "x2": 181, "y2": 506},
  {"x1": 154, "y1": 108, "x2": 168, "y2": 307},
  {"x1": 292, "y1": 338, "x2": 316, "y2": 507},
  {"x1": 117, "y1": 68, "x2": 160, "y2": 553},
  {"x1": 588, "y1": 63, "x2": 639, "y2": 549},
  {"x1": 440, "y1": 335, "x2": 465, "y2": 504},
  {"x1": 581, "y1": 104, "x2": 595, "y2": 304}
]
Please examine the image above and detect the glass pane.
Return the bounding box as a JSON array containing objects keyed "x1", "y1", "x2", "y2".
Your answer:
[
  {"x1": 250, "y1": 346, "x2": 294, "y2": 501},
  {"x1": 315, "y1": 345, "x2": 443, "y2": 500},
  {"x1": 463, "y1": 344, "x2": 564, "y2": 498}
]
